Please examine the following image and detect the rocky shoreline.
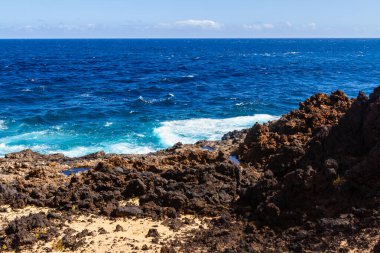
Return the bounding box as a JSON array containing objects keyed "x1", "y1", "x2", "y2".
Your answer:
[{"x1": 1, "y1": 86, "x2": 380, "y2": 252}]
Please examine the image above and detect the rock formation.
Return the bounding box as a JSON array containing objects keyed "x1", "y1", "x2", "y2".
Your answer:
[{"x1": 1, "y1": 86, "x2": 380, "y2": 252}]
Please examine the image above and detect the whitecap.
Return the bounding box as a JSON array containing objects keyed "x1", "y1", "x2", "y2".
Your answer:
[
  {"x1": 0, "y1": 130, "x2": 48, "y2": 142},
  {"x1": 0, "y1": 143, "x2": 50, "y2": 157},
  {"x1": 283, "y1": 51, "x2": 300, "y2": 55},
  {"x1": 235, "y1": 102, "x2": 255, "y2": 107},
  {"x1": 104, "y1": 122, "x2": 113, "y2": 127},
  {"x1": 51, "y1": 146, "x2": 98, "y2": 158},
  {"x1": 182, "y1": 74, "x2": 195, "y2": 78},
  {"x1": 0, "y1": 120, "x2": 7, "y2": 130},
  {"x1": 107, "y1": 143, "x2": 154, "y2": 154},
  {"x1": 137, "y1": 94, "x2": 174, "y2": 104},
  {"x1": 154, "y1": 114, "x2": 279, "y2": 147},
  {"x1": 48, "y1": 143, "x2": 155, "y2": 158}
]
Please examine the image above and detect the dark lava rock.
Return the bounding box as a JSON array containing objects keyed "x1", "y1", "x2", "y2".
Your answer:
[
  {"x1": 373, "y1": 240, "x2": 380, "y2": 253},
  {"x1": 0, "y1": 212, "x2": 59, "y2": 250},
  {"x1": 146, "y1": 228, "x2": 160, "y2": 238},
  {"x1": 62, "y1": 230, "x2": 87, "y2": 251},
  {"x1": 161, "y1": 246, "x2": 176, "y2": 253},
  {"x1": 2, "y1": 86, "x2": 380, "y2": 252},
  {"x1": 115, "y1": 224, "x2": 124, "y2": 232},
  {"x1": 125, "y1": 179, "x2": 147, "y2": 197},
  {"x1": 98, "y1": 227, "x2": 108, "y2": 234},
  {"x1": 114, "y1": 205, "x2": 143, "y2": 217}
]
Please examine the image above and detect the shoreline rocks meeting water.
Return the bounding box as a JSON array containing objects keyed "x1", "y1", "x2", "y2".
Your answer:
[{"x1": 1, "y1": 86, "x2": 380, "y2": 252}]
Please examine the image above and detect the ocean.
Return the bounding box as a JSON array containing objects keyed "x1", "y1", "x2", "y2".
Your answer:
[{"x1": 0, "y1": 39, "x2": 379, "y2": 157}]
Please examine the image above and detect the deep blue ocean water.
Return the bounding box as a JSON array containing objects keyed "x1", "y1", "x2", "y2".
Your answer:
[{"x1": 0, "y1": 39, "x2": 379, "y2": 157}]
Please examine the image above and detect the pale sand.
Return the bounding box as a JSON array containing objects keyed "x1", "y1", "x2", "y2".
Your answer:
[{"x1": 0, "y1": 205, "x2": 207, "y2": 253}]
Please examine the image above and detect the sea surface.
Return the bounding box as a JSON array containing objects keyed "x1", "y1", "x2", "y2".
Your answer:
[{"x1": 0, "y1": 39, "x2": 379, "y2": 157}]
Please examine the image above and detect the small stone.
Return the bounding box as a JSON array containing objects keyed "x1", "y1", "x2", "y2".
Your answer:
[
  {"x1": 115, "y1": 225, "x2": 123, "y2": 232},
  {"x1": 114, "y1": 167, "x2": 124, "y2": 173},
  {"x1": 146, "y1": 228, "x2": 160, "y2": 238},
  {"x1": 114, "y1": 206, "x2": 143, "y2": 217},
  {"x1": 98, "y1": 227, "x2": 108, "y2": 234}
]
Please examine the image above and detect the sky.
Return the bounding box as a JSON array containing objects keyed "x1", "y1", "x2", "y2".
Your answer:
[{"x1": 0, "y1": 0, "x2": 380, "y2": 38}]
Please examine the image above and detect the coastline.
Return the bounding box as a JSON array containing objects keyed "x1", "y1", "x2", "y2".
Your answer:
[{"x1": 1, "y1": 86, "x2": 380, "y2": 252}]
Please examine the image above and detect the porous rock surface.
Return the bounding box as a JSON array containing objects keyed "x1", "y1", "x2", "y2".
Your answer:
[{"x1": 1, "y1": 87, "x2": 380, "y2": 252}]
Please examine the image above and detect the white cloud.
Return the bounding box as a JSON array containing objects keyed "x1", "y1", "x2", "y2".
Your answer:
[
  {"x1": 243, "y1": 24, "x2": 262, "y2": 31},
  {"x1": 174, "y1": 19, "x2": 222, "y2": 30},
  {"x1": 307, "y1": 22, "x2": 317, "y2": 30},
  {"x1": 243, "y1": 23, "x2": 275, "y2": 31},
  {"x1": 285, "y1": 21, "x2": 292, "y2": 28},
  {"x1": 262, "y1": 23, "x2": 275, "y2": 29}
]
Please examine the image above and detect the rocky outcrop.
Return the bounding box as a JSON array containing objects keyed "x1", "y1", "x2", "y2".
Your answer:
[
  {"x1": 231, "y1": 87, "x2": 380, "y2": 251},
  {"x1": 0, "y1": 212, "x2": 61, "y2": 251},
  {"x1": 238, "y1": 90, "x2": 352, "y2": 177},
  {"x1": 1, "y1": 87, "x2": 380, "y2": 252}
]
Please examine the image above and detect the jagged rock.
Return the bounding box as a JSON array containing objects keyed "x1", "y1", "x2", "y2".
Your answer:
[
  {"x1": 0, "y1": 213, "x2": 59, "y2": 250},
  {"x1": 114, "y1": 206, "x2": 143, "y2": 217},
  {"x1": 146, "y1": 228, "x2": 160, "y2": 238},
  {"x1": 1, "y1": 86, "x2": 380, "y2": 252}
]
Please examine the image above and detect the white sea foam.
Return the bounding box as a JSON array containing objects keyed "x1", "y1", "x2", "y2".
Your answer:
[
  {"x1": 0, "y1": 143, "x2": 50, "y2": 156},
  {"x1": 51, "y1": 146, "x2": 98, "y2": 157},
  {"x1": 154, "y1": 114, "x2": 278, "y2": 147},
  {"x1": 104, "y1": 122, "x2": 113, "y2": 127},
  {"x1": 107, "y1": 143, "x2": 154, "y2": 154},
  {"x1": 182, "y1": 74, "x2": 195, "y2": 78},
  {"x1": 138, "y1": 94, "x2": 174, "y2": 104},
  {"x1": 0, "y1": 143, "x2": 83, "y2": 158},
  {"x1": 0, "y1": 120, "x2": 7, "y2": 130},
  {"x1": 0, "y1": 131, "x2": 48, "y2": 143},
  {"x1": 283, "y1": 51, "x2": 300, "y2": 55},
  {"x1": 52, "y1": 143, "x2": 155, "y2": 158},
  {"x1": 0, "y1": 114, "x2": 277, "y2": 158}
]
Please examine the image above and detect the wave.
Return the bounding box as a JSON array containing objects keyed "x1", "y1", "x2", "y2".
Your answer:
[
  {"x1": 183, "y1": 74, "x2": 195, "y2": 78},
  {"x1": 0, "y1": 120, "x2": 7, "y2": 130},
  {"x1": 104, "y1": 122, "x2": 113, "y2": 127},
  {"x1": 154, "y1": 114, "x2": 278, "y2": 147},
  {"x1": 0, "y1": 114, "x2": 277, "y2": 157},
  {"x1": 251, "y1": 52, "x2": 301, "y2": 57},
  {"x1": 106, "y1": 143, "x2": 154, "y2": 154},
  {"x1": 0, "y1": 143, "x2": 50, "y2": 156},
  {"x1": 283, "y1": 51, "x2": 300, "y2": 55},
  {"x1": 0, "y1": 141, "x2": 155, "y2": 158},
  {"x1": 0, "y1": 130, "x2": 48, "y2": 143},
  {"x1": 50, "y1": 143, "x2": 155, "y2": 157},
  {"x1": 161, "y1": 75, "x2": 197, "y2": 84},
  {"x1": 137, "y1": 93, "x2": 174, "y2": 104}
]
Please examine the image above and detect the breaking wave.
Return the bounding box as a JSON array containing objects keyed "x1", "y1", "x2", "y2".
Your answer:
[{"x1": 154, "y1": 114, "x2": 278, "y2": 147}]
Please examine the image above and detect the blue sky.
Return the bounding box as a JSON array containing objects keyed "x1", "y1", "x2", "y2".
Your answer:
[{"x1": 0, "y1": 0, "x2": 379, "y2": 38}]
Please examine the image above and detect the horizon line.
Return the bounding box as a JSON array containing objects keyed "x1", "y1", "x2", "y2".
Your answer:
[{"x1": 1, "y1": 37, "x2": 380, "y2": 40}]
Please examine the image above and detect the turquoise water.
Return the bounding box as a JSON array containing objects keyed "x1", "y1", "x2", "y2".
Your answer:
[{"x1": 0, "y1": 39, "x2": 379, "y2": 157}]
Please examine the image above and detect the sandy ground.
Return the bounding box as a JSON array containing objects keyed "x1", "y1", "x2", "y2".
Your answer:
[{"x1": 0, "y1": 205, "x2": 207, "y2": 253}]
